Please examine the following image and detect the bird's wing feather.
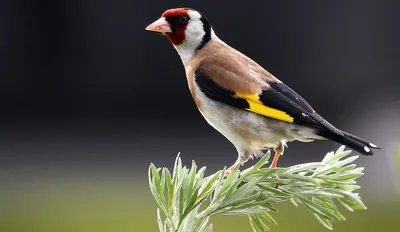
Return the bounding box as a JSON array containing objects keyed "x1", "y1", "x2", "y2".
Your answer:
[
  {"x1": 258, "y1": 82, "x2": 343, "y2": 135},
  {"x1": 194, "y1": 69, "x2": 343, "y2": 136}
]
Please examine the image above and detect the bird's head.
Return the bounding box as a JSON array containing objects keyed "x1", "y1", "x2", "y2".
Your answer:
[{"x1": 146, "y1": 8, "x2": 214, "y2": 64}]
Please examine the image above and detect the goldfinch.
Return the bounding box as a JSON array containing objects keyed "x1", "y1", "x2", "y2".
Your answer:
[{"x1": 145, "y1": 8, "x2": 380, "y2": 172}]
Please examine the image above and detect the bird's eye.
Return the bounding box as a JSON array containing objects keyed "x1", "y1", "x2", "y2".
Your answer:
[{"x1": 179, "y1": 15, "x2": 189, "y2": 25}]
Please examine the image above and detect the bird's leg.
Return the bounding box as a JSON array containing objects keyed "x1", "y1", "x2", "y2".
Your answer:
[
  {"x1": 270, "y1": 141, "x2": 285, "y2": 188},
  {"x1": 270, "y1": 153, "x2": 280, "y2": 168},
  {"x1": 226, "y1": 161, "x2": 240, "y2": 175},
  {"x1": 226, "y1": 150, "x2": 252, "y2": 175},
  {"x1": 270, "y1": 141, "x2": 285, "y2": 168}
]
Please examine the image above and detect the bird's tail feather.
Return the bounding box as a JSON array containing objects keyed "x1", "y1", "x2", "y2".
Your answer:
[{"x1": 317, "y1": 130, "x2": 380, "y2": 156}]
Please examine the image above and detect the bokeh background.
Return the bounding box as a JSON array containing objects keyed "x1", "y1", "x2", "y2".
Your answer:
[{"x1": 1, "y1": 0, "x2": 399, "y2": 231}]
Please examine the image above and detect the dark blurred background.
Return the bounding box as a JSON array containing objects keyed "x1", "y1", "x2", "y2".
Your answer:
[{"x1": 1, "y1": 1, "x2": 399, "y2": 231}]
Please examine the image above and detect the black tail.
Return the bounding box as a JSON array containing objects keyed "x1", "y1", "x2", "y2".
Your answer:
[{"x1": 317, "y1": 130, "x2": 380, "y2": 155}]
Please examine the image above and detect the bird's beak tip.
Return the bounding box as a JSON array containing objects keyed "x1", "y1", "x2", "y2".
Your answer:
[{"x1": 145, "y1": 17, "x2": 172, "y2": 33}]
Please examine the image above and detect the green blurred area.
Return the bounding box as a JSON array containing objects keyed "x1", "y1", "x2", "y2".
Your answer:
[
  {"x1": 395, "y1": 145, "x2": 400, "y2": 173},
  {"x1": 1, "y1": 179, "x2": 399, "y2": 232}
]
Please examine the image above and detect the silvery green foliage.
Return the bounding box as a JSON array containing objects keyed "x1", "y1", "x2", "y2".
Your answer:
[{"x1": 149, "y1": 146, "x2": 366, "y2": 232}]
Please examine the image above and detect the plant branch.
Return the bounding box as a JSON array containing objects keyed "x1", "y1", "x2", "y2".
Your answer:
[{"x1": 149, "y1": 146, "x2": 367, "y2": 232}]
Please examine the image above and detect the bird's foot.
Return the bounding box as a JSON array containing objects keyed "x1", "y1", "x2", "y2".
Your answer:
[
  {"x1": 270, "y1": 156, "x2": 281, "y2": 188},
  {"x1": 273, "y1": 175, "x2": 280, "y2": 189},
  {"x1": 270, "y1": 147, "x2": 283, "y2": 188}
]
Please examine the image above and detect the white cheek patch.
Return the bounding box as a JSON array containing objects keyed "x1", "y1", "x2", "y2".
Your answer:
[
  {"x1": 185, "y1": 11, "x2": 205, "y2": 46},
  {"x1": 174, "y1": 11, "x2": 206, "y2": 65}
]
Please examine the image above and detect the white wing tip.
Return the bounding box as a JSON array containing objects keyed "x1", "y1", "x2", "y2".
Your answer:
[
  {"x1": 369, "y1": 143, "x2": 378, "y2": 148},
  {"x1": 364, "y1": 146, "x2": 371, "y2": 153}
]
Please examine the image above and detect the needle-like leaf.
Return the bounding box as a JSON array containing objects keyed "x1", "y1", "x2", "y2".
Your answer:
[{"x1": 149, "y1": 147, "x2": 367, "y2": 231}]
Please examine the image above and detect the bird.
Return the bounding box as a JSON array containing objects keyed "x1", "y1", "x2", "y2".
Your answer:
[{"x1": 145, "y1": 8, "x2": 380, "y2": 173}]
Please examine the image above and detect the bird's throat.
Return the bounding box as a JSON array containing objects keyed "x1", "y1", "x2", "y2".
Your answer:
[{"x1": 165, "y1": 27, "x2": 186, "y2": 45}]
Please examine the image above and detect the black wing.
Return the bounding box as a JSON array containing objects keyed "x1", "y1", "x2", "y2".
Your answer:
[
  {"x1": 194, "y1": 71, "x2": 382, "y2": 155},
  {"x1": 261, "y1": 82, "x2": 344, "y2": 136}
]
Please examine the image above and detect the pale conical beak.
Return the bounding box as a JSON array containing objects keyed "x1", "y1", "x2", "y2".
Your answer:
[{"x1": 145, "y1": 17, "x2": 172, "y2": 33}]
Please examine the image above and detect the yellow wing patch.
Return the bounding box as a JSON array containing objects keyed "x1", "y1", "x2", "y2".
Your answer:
[{"x1": 234, "y1": 93, "x2": 294, "y2": 123}]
